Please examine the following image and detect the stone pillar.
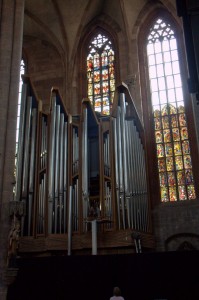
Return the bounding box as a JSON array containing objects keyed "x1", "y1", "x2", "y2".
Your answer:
[{"x1": 0, "y1": 1, "x2": 25, "y2": 299}]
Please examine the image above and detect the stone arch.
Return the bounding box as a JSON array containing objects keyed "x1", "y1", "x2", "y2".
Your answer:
[{"x1": 165, "y1": 233, "x2": 199, "y2": 251}]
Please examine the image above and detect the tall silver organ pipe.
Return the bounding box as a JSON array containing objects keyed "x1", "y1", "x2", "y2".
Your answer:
[
  {"x1": 22, "y1": 96, "x2": 32, "y2": 198},
  {"x1": 103, "y1": 131, "x2": 112, "y2": 229},
  {"x1": 103, "y1": 132, "x2": 110, "y2": 177},
  {"x1": 63, "y1": 122, "x2": 68, "y2": 233},
  {"x1": 82, "y1": 107, "x2": 89, "y2": 232},
  {"x1": 48, "y1": 90, "x2": 69, "y2": 234},
  {"x1": 15, "y1": 83, "x2": 27, "y2": 202},
  {"x1": 28, "y1": 108, "x2": 37, "y2": 235},
  {"x1": 72, "y1": 127, "x2": 79, "y2": 175},
  {"x1": 112, "y1": 88, "x2": 149, "y2": 232},
  {"x1": 104, "y1": 181, "x2": 112, "y2": 229},
  {"x1": 37, "y1": 115, "x2": 48, "y2": 235},
  {"x1": 48, "y1": 95, "x2": 56, "y2": 233},
  {"x1": 71, "y1": 124, "x2": 79, "y2": 232},
  {"x1": 14, "y1": 77, "x2": 39, "y2": 236},
  {"x1": 72, "y1": 178, "x2": 79, "y2": 231}
]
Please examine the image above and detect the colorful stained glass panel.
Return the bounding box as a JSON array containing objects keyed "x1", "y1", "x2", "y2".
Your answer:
[
  {"x1": 159, "y1": 172, "x2": 167, "y2": 186},
  {"x1": 102, "y1": 81, "x2": 109, "y2": 94},
  {"x1": 171, "y1": 115, "x2": 178, "y2": 127},
  {"x1": 155, "y1": 131, "x2": 163, "y2": 143},
  {"x1": 174, "y1": 142, "x2": 182, "y2": 156},
  {"x1": 182, "y1": 141, "x2": 190, "y2": 154},
  {"x1": 165, "y1": 143, "x2": 172, "y2": 156},
  {"x1": 94, "y1": 71, "x2": 100, "y2": 82},
  {"x1": 172, "y1": 128, "x2": 180, "y2": 141},
  {"x1": 184, "y1": 155, "x2": 192, "y2": 169},
  {"x1": 175, "y1": 156, "x2": 183, "y2": 170},
  {"x1": 88, "y1": 84, "x2": 93, "y2": 96},
  {"x1": 94, "y1": 83, "x2": 100, "y2": 95},
  {"x1": 162, "y1": 116, "x2": 169, "y2": 128},
  {"x1": 187, "y1": 185, "x2": 196, "y2": 199},
  {"x1": 166, "y1": 157, "x2": 174, "y2": 171},
  {"x1": 158, "y1": 158, "x2": 166, "y2": 172},
  {"x1": 168, "y1": 172, "x2": 175, "y2": 186},
  {"x1": 164, "y1": 130, "x2": 171, "y2": 142},
  {"x1": 178, "y1": 186, "x2": 187, "y2": 200},
  {"x1": 161, "y1": 105, "x2": 168, "y2": 116},
  {"x1": 110, "y1": 79, "x2": 115, "y2": 91},
  {"x1": 185, "y1": 170, "x2": 193, "y2": 184},
  {"x1": 161, "y1": 187, "x2": 169, "y2": 202},
  {"x1": 102, "y1": 69, "x2": 108, "y2": 80},
  {"x1": 169, "y1": 104, "x2": 177, "y2": 114},
  {"x1": 169, "y1": 187, "x2": 177, "y2": 201},
  {"x1": 181, "y1": 127, "x2": 188, "y2": 140},
  {"x1": 179, "y1": 113, "x2": 186, "y2": 126},
  {"x1": 177, "y1": 171, "x2": 185, "y2": 185},
  {"x1": 154, "y1": 117, "x2": 162, "y2": 130},
  {"x1": 157, "y1": 144, "x2": 164, "y2": 157},
  {"x1": 177, "y1": 104, "x2": 185, "y2": 113},
  {"x1": 154, "y1": 109, "x2": 161, "y2": 117}
]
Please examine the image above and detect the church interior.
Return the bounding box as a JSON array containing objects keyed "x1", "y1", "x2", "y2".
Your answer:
[{"x1": 1, "y1": 0, "x2": 199, "y2": 299}]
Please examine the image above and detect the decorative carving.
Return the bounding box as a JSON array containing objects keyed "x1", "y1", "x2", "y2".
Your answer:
[
  {"x1": 7, "y1": 201, "x2": 25, "y2": 268},
  {"x1": 7, "y1": 218, "x2": 20, "y2": 267}
]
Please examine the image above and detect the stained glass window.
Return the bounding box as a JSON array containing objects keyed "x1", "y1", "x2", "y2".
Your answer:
[
  {"x1": 147, "y1": 18, "x2": 196, "y2": 202},
  {"x1": 87, "y1": 33, "x2": 115, "y2": 115}
]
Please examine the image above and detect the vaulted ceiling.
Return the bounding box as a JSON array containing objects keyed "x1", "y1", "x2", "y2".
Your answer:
[{"x1": 24, "y1": 0, "x2": 176, "y2": 58}]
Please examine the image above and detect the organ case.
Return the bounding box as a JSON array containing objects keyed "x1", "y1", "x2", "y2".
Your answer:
[{"x1": 15, "y1": 79, "x2": 154, "y2": 255}]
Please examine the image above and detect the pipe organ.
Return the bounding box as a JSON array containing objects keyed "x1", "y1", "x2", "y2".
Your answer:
[{"x1": 15, "y1": 78, "x2": 154, "y2": 255}]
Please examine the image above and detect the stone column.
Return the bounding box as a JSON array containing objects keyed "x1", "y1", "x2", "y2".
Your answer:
[{"x1": 0, "y1": 1, "x2": 25, "y2": 299}]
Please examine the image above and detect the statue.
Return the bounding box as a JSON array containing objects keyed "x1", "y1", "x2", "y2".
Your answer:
[{"x1": 7, "y1": 219, "x2": 20, "y2": 267}]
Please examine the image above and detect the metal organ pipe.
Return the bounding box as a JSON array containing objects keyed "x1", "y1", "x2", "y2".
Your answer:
[
  {"x1": 54, "y1": 105, "x2": 61, "y2": 233},
  {"x1": 113, "y1": 90, "x2": 149, "y2": 232},
  {"x1": 48, "y1": 94, "x2": 69, "y2": 234},
  {"x1": 15, "y1": 80, "x2": 41, "y2": 236},
  {"x1": 48, "y1": 95, "x2": 56, "y2": 233},
  {"x1": 15, "y1": 83, "x2": 27, "y2": 202},
  {"x1": 37, "y1": 116, "x2": 47, "y2": 235},
  {"x1": 113, "y1": 118, "x2": 121, "y2": 229},
  {"x1": 82, "y1": 107, "x2": 88, "y2": 232},
  {"x1": 22, "y1": 96, "x2": 32, "y2": 198},
  {"x1": 58, "y1": 113, "x2": 64, "y2": 233},
  {"x1": 63, "y1": 122, "x2": 68, "y2": 233},
  {"x1": 28, "y1": 108, "x2": 37, "y2": 236},
  {"x1": 68, "y1": 186, "x2": 72, "y2": 255}
]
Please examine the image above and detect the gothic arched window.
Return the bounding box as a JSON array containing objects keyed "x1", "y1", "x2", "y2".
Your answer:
[
  {"x1": 87, "y1": 32, "x2": 115, "y2": 115},
  {"x1": 146, "y1": 18, "x2": 196, "y2": 202}
]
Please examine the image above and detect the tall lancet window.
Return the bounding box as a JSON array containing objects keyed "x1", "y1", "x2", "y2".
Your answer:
[
  {"x1": 147, "y1": 18, "x2": 196, "y2": 202},
  {"x1": 87, "y1": 33, "x2": 115, "y2": 115}
]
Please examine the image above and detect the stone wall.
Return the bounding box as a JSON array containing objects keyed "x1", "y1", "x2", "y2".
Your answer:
[{"x1": 152, "y1": 199, "x2": 199, "y2": 251}]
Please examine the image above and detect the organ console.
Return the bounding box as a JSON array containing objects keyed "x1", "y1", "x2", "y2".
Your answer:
[{"x1": 13, "y1": 77, "x2": 154, "y2": 258}]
